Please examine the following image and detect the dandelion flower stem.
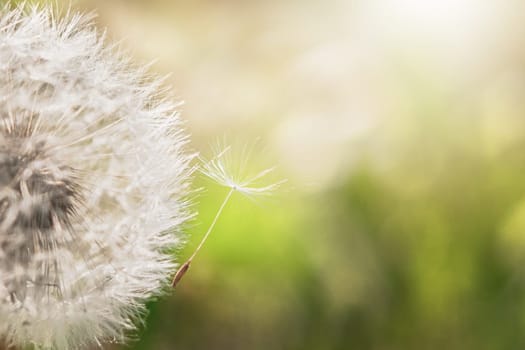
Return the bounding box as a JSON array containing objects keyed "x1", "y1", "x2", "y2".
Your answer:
[{"x1": 172, "y1": 187, "x2": 234, "y2": 288}]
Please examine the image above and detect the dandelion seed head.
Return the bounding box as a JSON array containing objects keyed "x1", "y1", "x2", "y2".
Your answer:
[{"x1": 0, "y1": 4, "x2": 192, "y2": 349}]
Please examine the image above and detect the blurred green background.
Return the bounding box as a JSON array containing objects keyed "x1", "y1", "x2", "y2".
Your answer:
[{"x1": 24, "y1": 0, "x2": 525, "y2": 348}]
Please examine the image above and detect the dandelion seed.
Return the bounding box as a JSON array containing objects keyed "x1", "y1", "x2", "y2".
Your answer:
[
  {"x1": 0, "y1": 4, "x2": 192, "y2": 349},
  {"x1": 172, "y1": 144, "x2": 285, "y2": 288}
]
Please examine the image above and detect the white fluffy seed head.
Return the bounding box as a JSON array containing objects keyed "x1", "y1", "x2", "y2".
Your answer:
[{"x1": 0, "y1": 4, "x2": 192, "y2": 349}]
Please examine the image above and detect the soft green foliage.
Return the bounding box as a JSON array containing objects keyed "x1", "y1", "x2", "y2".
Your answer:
[{"x1": 125, "y1": 118, "x2": 525, "y2": 350}]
